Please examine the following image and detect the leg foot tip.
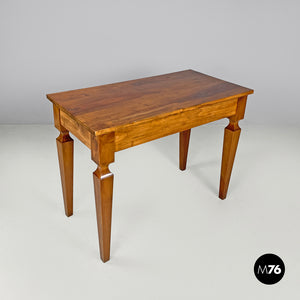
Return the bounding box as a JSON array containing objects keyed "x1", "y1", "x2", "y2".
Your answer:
[
  {"x1": 219, "y1": 194, "x2": 226, "y2": 200},
  {"x1": 101, "y1": 256, "x2": 110, "y2": 263}
]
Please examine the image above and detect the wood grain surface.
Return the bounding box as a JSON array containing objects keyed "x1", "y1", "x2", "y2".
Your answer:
[
  {"x1": 49, "y1": 70, "x2": 253, "y2": 262},
  {"x1": 47, "y1": 70, "x2": 253, "y2": 135}
]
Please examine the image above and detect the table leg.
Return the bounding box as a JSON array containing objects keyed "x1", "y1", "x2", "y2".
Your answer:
[
  {"x1": 54, "y1": 104, "x2": 74, "y2": 217},
  {"x1": 219, "y1": 123, "x2": 240, "y2": 199},
  {"x1": 91, "y1": 133, "x2": 115, "y2": 262},
  {"x1": 57, "y1": 132, "x2": 74, "y2": 216},
  {"x1": 179, "y1": 129, "x2": 191, "y2": 171},
  {"x1": 219, "y1": 96, "x2": 247, "y2": 199}
]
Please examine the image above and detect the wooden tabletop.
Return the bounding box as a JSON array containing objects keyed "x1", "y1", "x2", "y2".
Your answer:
[{"x1": 47, "y1": 70, "x2": 253, "y2": 135}]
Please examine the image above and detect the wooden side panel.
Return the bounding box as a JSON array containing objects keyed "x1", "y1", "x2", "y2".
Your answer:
[
  {"x1": 60, "y1": 110, "x2": 92, "y2": 148},
  {"x1": 115, "y1": 99, "x2": 238, "y2": 151}
]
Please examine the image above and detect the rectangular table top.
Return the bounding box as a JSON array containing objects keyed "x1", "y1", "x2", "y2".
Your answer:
[{"x1": 47, "y1": 70, "x2": 253, "y2": 135}]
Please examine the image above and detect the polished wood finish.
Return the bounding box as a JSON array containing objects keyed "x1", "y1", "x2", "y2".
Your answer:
[
  {"x1": 47, "y1": 70, "x2": 252, "y2": 135},
  {"x1": 219, "y1": 96, "x2": 247, "y2": 199},
  {"x1": 53, "y1": 105, "x2": 74, "y2": 217},
  {"x1": 91, "y1": 133, "x2": 115, "y2": 262},
  {"x1": 60, "y1": 110, "x2": 91, "y2": 148},
  {"x1": 47, "y1": 70, "x2": 253, "y2": 262},
  {"x1": 179, "y1": 129, "x2": 191, "y2": 171},
  {"x1": 115, "y1": 98, "x2": 237, "y2": 151}
]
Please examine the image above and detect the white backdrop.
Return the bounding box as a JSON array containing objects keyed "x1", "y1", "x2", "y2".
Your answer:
[{"x1": 1, "y1": 0, "x2": 299, "y2": 125}]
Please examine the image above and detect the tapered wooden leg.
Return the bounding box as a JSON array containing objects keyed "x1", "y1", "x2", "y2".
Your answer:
[
  {"x1": 179, "y1": 129, "x2": 191, "y2": 171},
  {"x1": 93, "y1": 166, "x2": 113, "y2": 262},
  {"x1": 91, "y1": 133, "x2": 115, "y2": 262},
  {"x1": 219, "y1": 96, "x2": 247, "y2": 199},
  {"x1": 219, "y1": 124, "x2": 240, "y2": 199},
  {"x1": 56, "y1": 131, "x2": 74, "y2": 216}
]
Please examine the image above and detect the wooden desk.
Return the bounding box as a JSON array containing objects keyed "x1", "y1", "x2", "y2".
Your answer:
[{"x1": 47, "y1": 70, "x2": 253, "y2": 262}]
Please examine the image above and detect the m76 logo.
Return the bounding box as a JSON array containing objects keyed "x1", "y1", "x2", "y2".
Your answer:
[
  {"x1": 254, "y1": 254, "x2": 285, "y2": 284},
  {"x1": 257, "y1": 264, "x2": 282, "y2": 275}
]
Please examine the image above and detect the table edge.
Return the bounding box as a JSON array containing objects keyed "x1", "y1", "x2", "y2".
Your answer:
[
  {"x1": 47, "y1": 89, "x2": 253, "y2": 136},
  {"x1": 96, "y1": 90, "x2": 253, "y2": 135}
]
